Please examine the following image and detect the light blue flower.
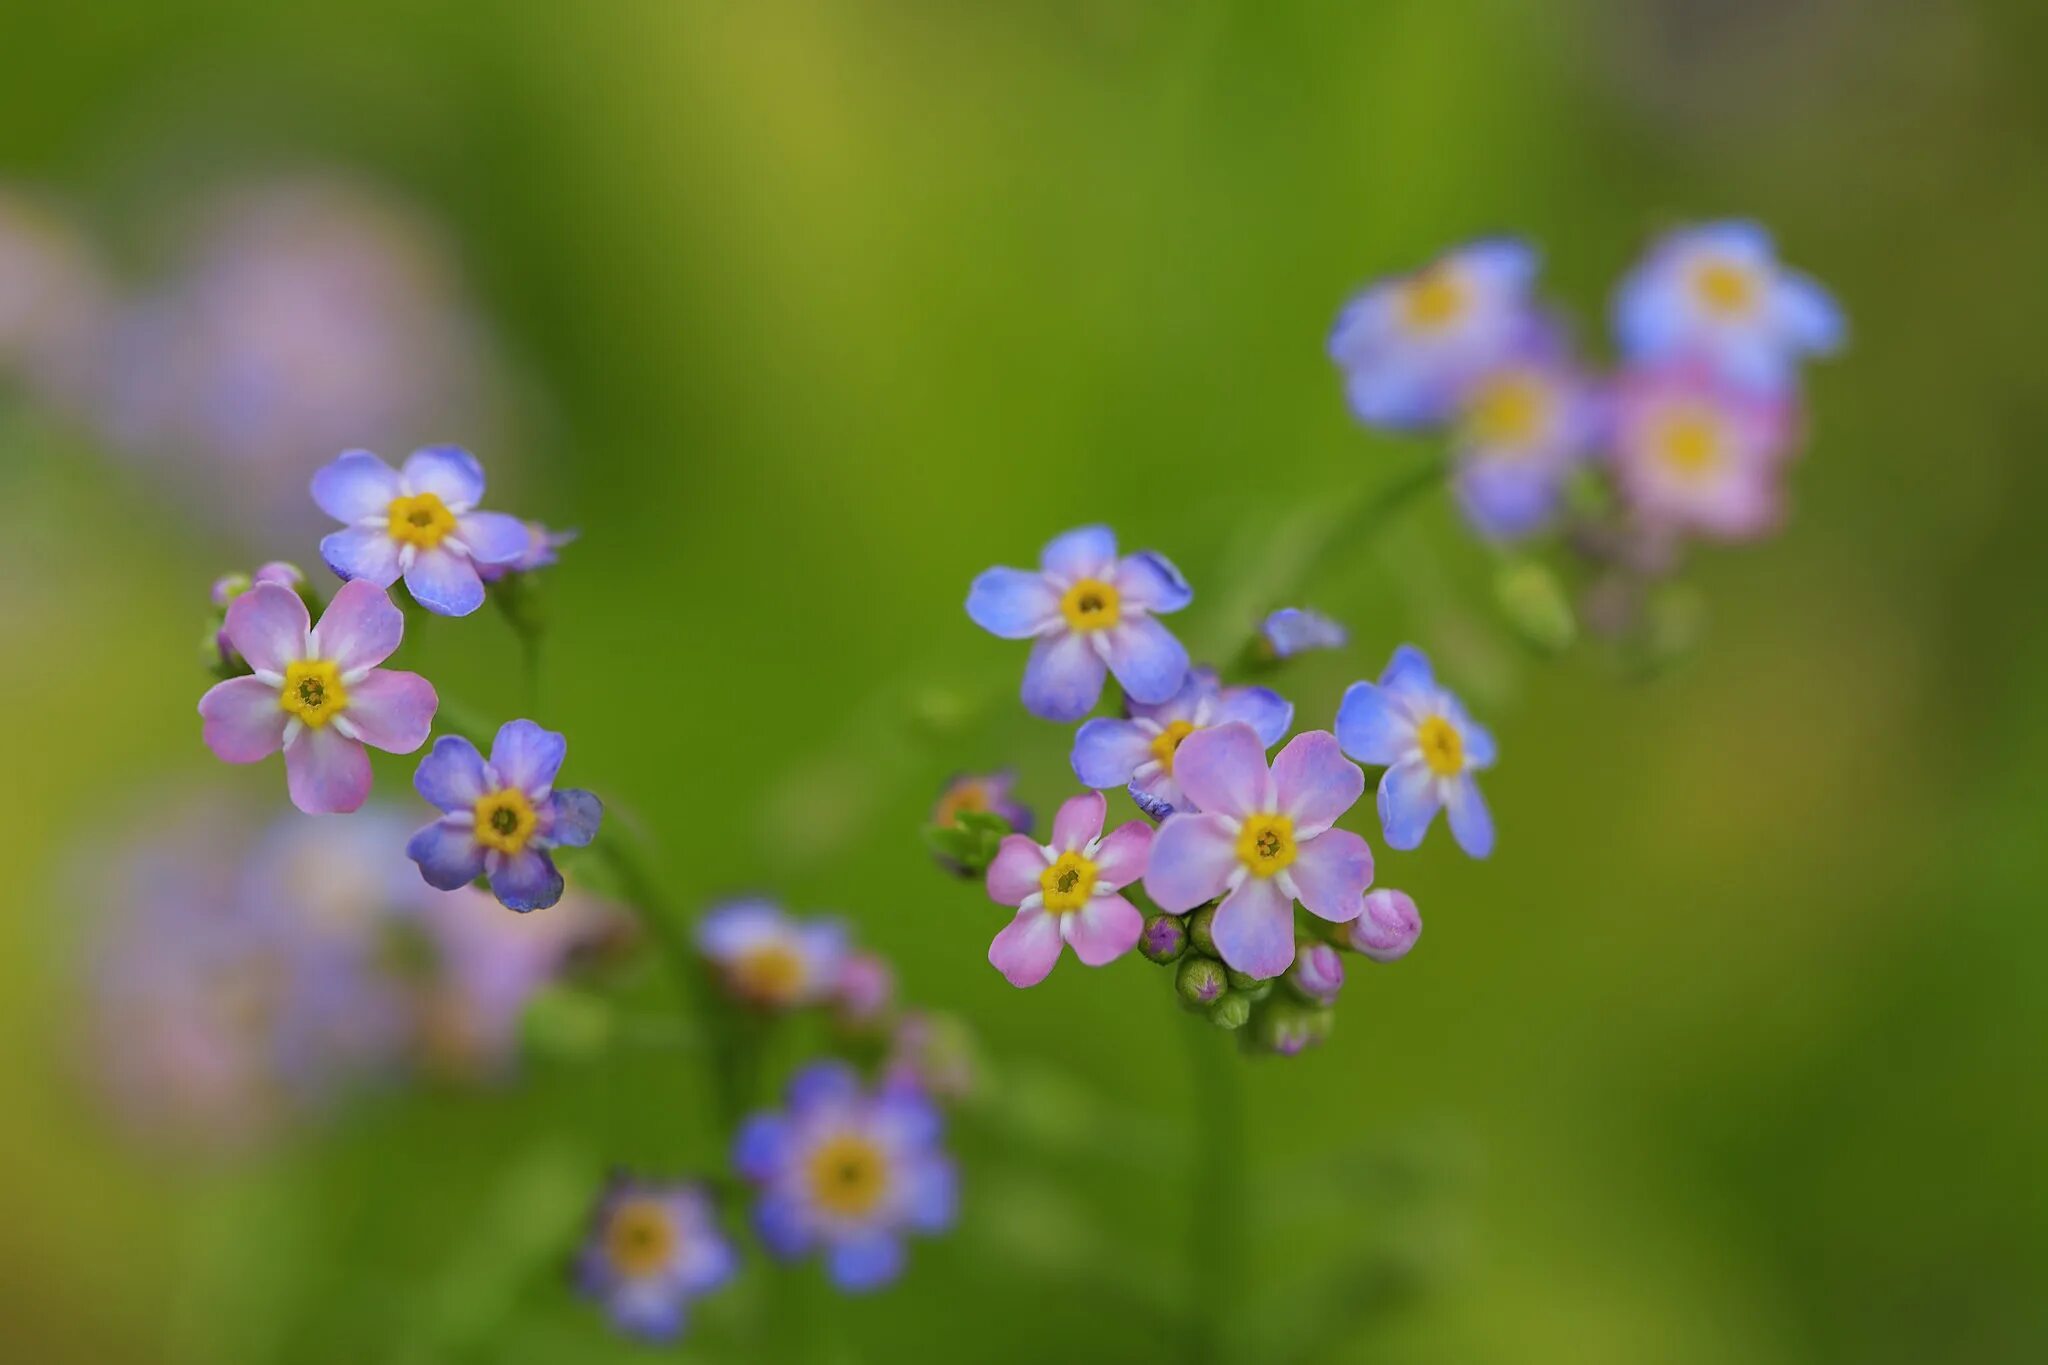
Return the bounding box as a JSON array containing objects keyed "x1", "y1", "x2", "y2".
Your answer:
[
  {"x1": 1449, "y1": 334, "x2": 1604, "y2": 541},
  {"x1": 1329, "y1": 238, "x2": 1541, "y2": 430},
  {"x1": 404, "y1": 719, "x2": 602, "y2": 911},
  {"x1": 312, "y1": 446, "x2": 532, "y2": 616},
  {"x1": 966, "y1": 525, "x2": 1192, "y2": 722},
  {"x1": 733, "y1": 1064, "x2": 956, "y2": 1293},
  {"x1": 1335, "y1": 646, "x2": 1496, "y2": 858},
  {"x1": 1612, "y1": 221, "x2": 1843, "y2": 391},
  {"x1": 1072, "y1": 667, "x2": 1292, "y2": 818},
  {"x1": 573, "y1": 1175, "x2": 737, "y2": 1343}
]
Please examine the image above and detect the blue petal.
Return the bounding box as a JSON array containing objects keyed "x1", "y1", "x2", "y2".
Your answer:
[
  {"x1": 546, "y1": 788, "x2": 603, "y2": 847},
  {"x1": 1335, "y1": 682, "x2": 1412, "y2": 767},
  {"x1": 732, "y1": 1113, "x2": 790, "y2": 1181},
  {"x1": 491, "y1": 718, "x2": 568, "y2": 794},
  {"x1": 787, "y1": 1061, "x2": 861, "y2": 1111},
  {"x1": 1453, "y1": 236, "x2": 1540, "y2": 293},
  {"x1": 827, "y1": 1233, "x2": 905, "y2": 1292},
  {"x1": 753, "y1": 1193, "x2": 812, "y2": 1259},
  {"x1": 1444, "y1": 774, "x2": 1494, "y2": 858},
  {"x1": 607, "y1": 1288, "x2": 685, "y2": 1343},
  {"x1": 406, "y1": 820, "x2": 486, "y2": 891},
  {"x1": 401, "y1": 445, "x2": 485, "y2": 508},
  {"x1": 403, "y1": 546, "x2": 485, "y2": 616},
  {"x1": 1021, "y1": 631, "x2": 1107, "y2": 722},
  {"x1": 1116, "y1": 551, "x2": 1192, "y2": 613},
  {"x1": 310, "y1": 449, "x2": 400, "y2": 522},
  {"x1": 413, "y1": 734, "x2": 489, "y2": 811},
  {"x1": 1128, "y1": 781, "x2": 1176, "y2": 821},
  {"x1": 488, "y1": 847, "x2": 564, "y2": 912},
  {"x1": 873, "y1": 1089, "x2": 942, "y2": 1150},
  {"x1": 1378, "y1": 644, "x2": 1437, "y2": 699},
  {"x1": 1377, "y1": 762, "x2": 1442, "y2": 851},
  {"x1": 456, "y1": 510, "x2": 531, "y2": 566},
  {"x1": 901, "y1": 1154, "x2": 958, "y2": 1233},
  {"x1": 1688, "y1": 219, "x2": 1774, "y2": 262},
  {"x1": 1456, "y1": 462, "x2": 1559, "y2": 541},
  {"x1": 1103, "y1": 617, "x2": 1189, "y2": 706},
  {"x1": 1071, "y1": 717, "x2": 1151, "y2": 789},
  {"x1": 966, "y1": 567, "x2": 1058, "y2": 639},
  {"x1": 1775, "y1": 271, "x2": 1845, "y2": 355},
  {"x1": 1453, "y1": 707, "x2": 1497, "y2": 768},
  {"x1": 1213, "y1": 686, "x2": 1293, "y2": 748},
  {"x1": 320, "y1": 526, "x2": 401, "y2": 586},
  {"x1": 1039, "y1": 525, "x2": 1117, "y2": 581}
]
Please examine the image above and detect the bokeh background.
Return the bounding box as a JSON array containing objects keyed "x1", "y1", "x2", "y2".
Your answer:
[{"x1": 5, "y1": 2, "x2": 2047, "y2": 1361}]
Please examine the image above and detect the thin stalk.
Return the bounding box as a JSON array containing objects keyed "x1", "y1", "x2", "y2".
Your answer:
[{"x1": 1184, "y1": 1020, "x2": 1244, "y2": 1365}]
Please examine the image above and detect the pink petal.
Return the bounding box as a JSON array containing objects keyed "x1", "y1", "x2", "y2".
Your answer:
[
  {"x1": 988, "y1": 907, "x2": 1065, "y2": 988},
  {"x1": 1270, "y1": 730, "x2": 1365, "y2": 838},
  {"x1": 315, "y1": 578, "x2": 405, "y2": 673},
  {"x1": 1062, "y1": 893, "x2": 1143, "y2": 966},
  {"x1": 987, "y1": 834, "x2": 1050, "y2": 906},
  {"x1": 1170, "y1": 723, "x2": 1273, "y2": 820},
  {"x1": 222, "y1": 584, "x2": 309, "y2": 674},
  {"x1": 1050, "y1": 791, "x2": 1107, "y2": 854},
  {"x1": 340, "y1": 669, "x2": 437, "y2": 753},
  {"x1": 1283, "y1": 828, "x2": 1373, "y2": 923},
  {"x1": 1209, "y1": 876, "x2": 1296, "y2": 978},
  {"x1": 1141, "y1": 813, "x2": 1240, "y2": 913},
  {"x1": 198, "y1": 676, "x2": 287, "y2": 762},
  {"x1": 283, "y1": 725, "x2": 373, "y2": 814},
  {"x1": 1091, "y1": 820, "x2": 1153, "y2": 890}
]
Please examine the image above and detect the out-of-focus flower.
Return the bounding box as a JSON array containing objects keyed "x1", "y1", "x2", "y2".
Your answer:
[
  {"x1": 1072, "y1": 667, "x2": 1292, "y2": 819},
  {"x1": 834, "y1": 950, "x2": 896, "y2": 1024},
  {"x1": 313, "y1": 446, "x2": 530, "y2": 616},
  {"x1": 985, "y1": 791, "x2": 1153, "y2": 987},
  {"x1": 883, "y1": 1010, "x2": 979, "y2": 1102},
  {"x1": 931, "y1": 770, "x2": 1033, "y2": 837},
  {"x1": 1287, "y1": 940, "x2": 1346, "y2": 1006},
  {"x1": 198, "y1": 580, "x2": 436, "y2": 813},
  {"x1": 476, "y1": 521, "x2": 577, "y2": 583},
  {"x1": 966, "y1": 525, "x2": 1193, "y2": 722},
  {"x1": 697, "y1": 902, "x2": 847, "y2": 1009},
  {"x1": 1336, "y1": 646, "x2": 1496, "y2": 858},
  {"x1": 1143, "y1": 726, "x2": 1373, "y2": 980},
  {"x1": 1613, "y1": 220, "x2": 1842, "y2": 390},
  {"x1": 0, "y1": 188, "x2": 112, "y2": 411},
  {"x1": 1329, "y1": 239, "x2": 1541, "y2": 430},
  {"x1": 573, "y1": 1174, "x2": 737, "y2": 1342},
  {"x1": 1348, "y1": 888, "x2": 1423, "y2": 962},
  {"x1": 1253, "y1": 998, "x2": 1331, "y2": 1056},
  {"x1": 1607, "y1": 364, "x2": 1798, "y2": 541},
  {"x1": 1450, "y1": 342, "x2": 1603, "y2": 540},
  {"x1": 1259, "y1": 607, "x2": 1348, "y2": 660},
  {"x1": 734, "y1": 1063, "x2": 956, "y2": 1292},
  {"x1": 405, "y1": 720, "x2": 603, "y2": 912}
]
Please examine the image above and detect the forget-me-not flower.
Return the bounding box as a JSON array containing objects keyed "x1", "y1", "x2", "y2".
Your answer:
[
  {"x1": 573, "y1": 1174, "x2": 737, "y2": 1343},
  {"x1": 1336, "y1": 646, "x2": 1497, "y2": 858},
  {"x1": 985, "y1": 791, "x2": 1153, "y2": 987},
  {"x1": 1071, "y1": 667, "x2": 1292, "y2": 819},
  {"x1": 312, "y1": 445, "x2": 531, "y2": 616},
  {"x1": 405, "y1": 719, "x2": 602, "y2": 912}
]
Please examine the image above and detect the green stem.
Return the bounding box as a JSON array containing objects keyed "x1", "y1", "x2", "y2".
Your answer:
[
  {"x1": 1184, "y1": 1020, "x2": 1243, "y2": 1365},
  {"x1": 1296, "y1": 454, "x2": 1445, "y2": 597}
]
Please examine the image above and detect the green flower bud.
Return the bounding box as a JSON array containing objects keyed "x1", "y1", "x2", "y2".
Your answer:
[
  {"x1": 1176, "y1": 955, "x2": 1229, "y2": 1008},
  {"x1": 1138, "y1": 913, "x2": 1187, "y2": 965},
  {"x1": 1187, "y1": 904, "x2": 1219, "y2": 957},
  {"x1": 1209, "y1": 993, "x2": 1252, "y2": 1030}
]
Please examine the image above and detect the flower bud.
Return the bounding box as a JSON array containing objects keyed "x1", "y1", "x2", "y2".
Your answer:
[
  {"x1": 1187, "y1": 904, "x2": 1219, "y2": 957},
  {"x1": 1176, "y1": 955, "x2": 1228, "y2": 1008},
  {"x1": 210, "y1": 571, "x2": 252, "y2": 608},
  {"x1": 1254, "y1": 998, "x2": 1329, "y2": 1056},
  {"x1": 1287, "y1": 940, "x2": 1345, "y2": 1005},
  {"x1": 1208, "y1": 993, "x2": 1252, "y2": 1030},
  {"x1": 253, "y1": 561, "x2": 305, "y2": 589},
  {"x1": 1347, "y1": 889, "x2": 1422, "y2": 963},
  {"x1": 1495, "y1": 560, "x2": 1576, "y2": 654},
  {"x1": 1138, "y1": 913, "x2": 1187, "y2": 965}
]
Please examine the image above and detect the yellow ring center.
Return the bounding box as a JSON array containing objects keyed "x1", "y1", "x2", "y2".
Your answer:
[
  {"x1": 278, "y1": 659, "x2": 348, "y2": 728},
  {"x1": 1234, "y1": 813, "x2": 1297, "y2": 878},
  {"x1": 1039, "y1": 850, "x2": 1099, "y2": 913},
  {"x1": 472, "y1": 788, "x2": 538, "y2": 855},
  {"x1": 387, "y1": 491, "x2": 458, "y2": 549}
]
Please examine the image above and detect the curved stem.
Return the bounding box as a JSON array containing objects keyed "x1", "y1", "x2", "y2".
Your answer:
[{"x1": 1184, "y1": 1021, "x2": 1243, "y2": 1365}]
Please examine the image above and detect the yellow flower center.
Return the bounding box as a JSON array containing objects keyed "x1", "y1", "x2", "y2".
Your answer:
[
  {"x1": 1464, "y1": 371, "x2": 1551, "y2": 449},
  {"x1": 1234, "y1": 813, "x2": 1297, "y2": 878},
  {"x1": 1149, "y1": 720, "x2": 1197, "y2": 774},
  {"x1": 1416, "y1": 715, "x2": 1465, "y2": 776},
  {"x1": 807, "y1": 1133, "x2": 890, "y2": 1218},
  {"x1": 1402, "y1": 266, "x2": 1468, "y2": 332},
  {"x1": 731, "y1": 942, "x2": 806, "y2": 1005},
  {"x1": 1039, "y1": 850, "x2": 1099, "y2": 913},
  {"x1": 1691, "y1": 258, "x2": 1759, "y2": 317},
  {"x1": 278, "y1": 660, "x2": 348, "y2": 728},
  {"x1": 604, "y1": 1199, "x2": 677, "y2": 1278},
  {"x1": 1656, "y1": 410, "x2": 1724, "y2": 479},
  {"x1": 1059, "y1": 578, "x2": 1120, "y2": 632},
  {"x1": 386, "y1": 491, "x2": 457, "y2": 549},
  {"x1": 472, "y1": 788, "x2": 538, "y2": 855}
]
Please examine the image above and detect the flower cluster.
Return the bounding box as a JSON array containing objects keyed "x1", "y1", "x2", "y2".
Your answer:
[
  {"x1": 964, "y1": 527, "x2": 1489, "y2": 1052},
  {"x1": 1328, "y1": 223, "x2": 1842, "y2": 654}
]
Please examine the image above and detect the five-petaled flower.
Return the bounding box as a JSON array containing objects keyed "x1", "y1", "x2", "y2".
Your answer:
[
  {"x1": 573, "y1": 1174, "x2": 737, "y2": 1343},
  {"x1": 1142, "y1": 725, "x2": 1374, "y2": 979},
  {"x1": 1613, "y1": 220, "x2": 1843, "y2": 392},
  {"x1": 985, "y1": 791, "x2": 1154, "y2": 987},
  {"x1": 966, "y1": 525, "x2": 1193, "y2": 722},
  {"x1": 1336, "y1": 645, "x2": 1497, "y2": 858},
  {"x1": 404, "y1": 719, "x2": 602, "y2": 912},
  {"x1": 1607, "y1": 364, "x2": 1798, "y2": 541},
  {"x1": 1071, "y1": 667, "x2": 1292, "y2": 819},
  {"x1": 697, "y1": 902, "x2": 848, "y2": 1010},
  {"x1": 1328, "y1": 238, "x2": 1541, "y2": 430},
  {"x1": 312, "y1": 445, "x2": 532, "y2": 616},
  {"x1": 734, "y1": 1063, "x2": 956, "y2": 1292},
  {"x1": 199, "y1": 579, "x2": 437, "y2": 814}
]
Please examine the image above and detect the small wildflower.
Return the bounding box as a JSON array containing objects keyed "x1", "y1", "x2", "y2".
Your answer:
[
  {"x1": 966, "y1": 525, "x2": 1193, "y2": 722},
  {"x1": 476, "y1": 520, "x2": 576, "y2": 582},
  {"x1": 1072, "y1": 667, "x2": 1292, "y2": 820},
  {"x1": 573, "y1": 1175, "x2": 737, "y2": 1343},
  {"x1": 1450, "y1": 340, "x2": 1603, "y2": 541},
  {"x1": 734, "y1": 1063, "x2": 956, "y2": 1292},
  {"x1": 1142, "y1": 725, "x2": 1374, "y2": 980},
  {"x1": 985, "y1": 792, "x2": 1153, "y2": 987},
  {"x1": 1336, "y1": 646, "x2": 1497, "y2": 858},
  {"x1": 834, "y1": 950, "x2": 896, "y2": 1025},
  {"x1": 1613, "y1": 220, "x2": 1843, "y2": 390},
  {"x1": 1348, "y1": 888, "x2": 1423, "y2": 962},
  {"x1": 1607, "y1": 364, "x2": 1798, "y2": 541},
  {"x1": 404, "y1": 719, "x2": 602, "y2": 912},
  {"x1": 1287, "y1": 940, "x2": 1345, "y2": 1006},
  {"x1": 1329, "y1": 238, "x2": 1541, "y2": 430},
  {"x1": 697, "y1": 901, "x2": 848, "y2": 1009},
  {"x1": 198, "y1": 580, "x2": 437, "y2": 813},
  {"x1": 312, "y1": 445, "x2": 532, "y2": 616},
  {"x1": 1259, "y1": 607, "x2": 1348, "y2": 660}
]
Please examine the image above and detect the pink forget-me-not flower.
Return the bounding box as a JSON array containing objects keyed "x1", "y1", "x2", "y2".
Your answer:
[
  {"x1": 985, "y1": 791, "x2": 1153, "y2": 987},
  {"x1": 312, "y1": 445, "x2": 531, "y2": 616},
  {"x1": 1607, "y1": 363, "x2": 1798, "y2": 541},
  {"x1": 405, "y1": 719, "x2": 602, "y2": 912},
  {"x1": 1336, "y1": 645, "x2": 1497, "y2": 858}
]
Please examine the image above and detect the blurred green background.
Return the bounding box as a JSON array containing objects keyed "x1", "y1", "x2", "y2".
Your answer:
[{"x1": 6, "y1": 1, "x2": 2048, "y2": 1361}]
